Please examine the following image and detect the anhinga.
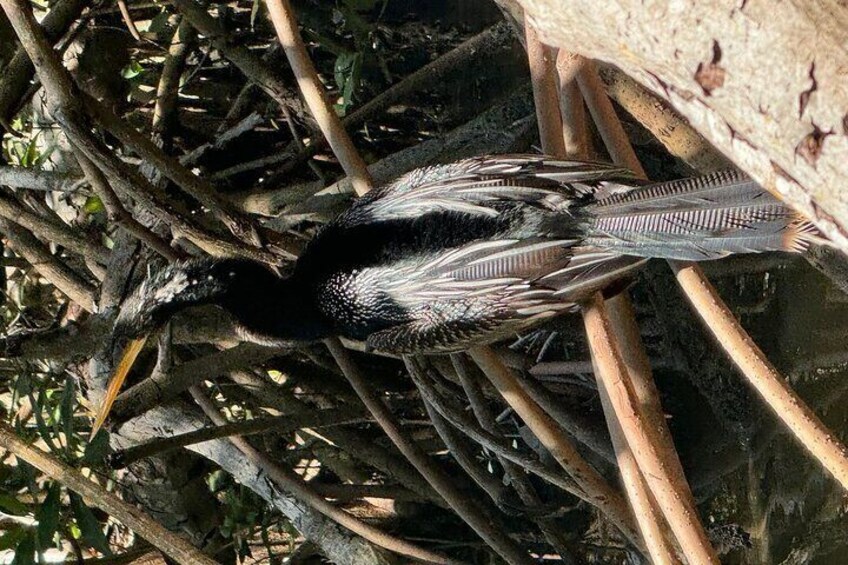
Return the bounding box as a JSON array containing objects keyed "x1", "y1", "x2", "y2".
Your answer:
[{"x1": 92, "y1": 155, "x2": 821, "y2": 434}]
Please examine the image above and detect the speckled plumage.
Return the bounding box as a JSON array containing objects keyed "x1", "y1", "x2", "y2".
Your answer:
[{"x1": 113, "y1": 155, "x2": 818, "y2": 354}]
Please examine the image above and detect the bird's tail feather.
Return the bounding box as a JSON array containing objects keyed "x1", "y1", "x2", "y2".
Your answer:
[{"x1": 582, "y1": 170, "x2": 821, "y2": 261}]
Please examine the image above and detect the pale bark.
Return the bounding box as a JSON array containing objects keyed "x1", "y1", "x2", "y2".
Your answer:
[{"x1": 518, "y1": 0, "x2": 848, "y2": 252}]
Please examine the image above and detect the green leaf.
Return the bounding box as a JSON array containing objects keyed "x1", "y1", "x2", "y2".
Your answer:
[
  {"x1": 11, "y1": 532, "x2": 35, "y2": 565},
  {"x1": 121, "y1": 60, "x2": 144, "y2": 80},
  {"x1": 0, "y1": 494, "x2": 29, "y2": 516},
  {"x1": 342, "y1": 0, "x2": 379, "y2": 11},
  {"x1": 70, "y1": 492, "x2": 112, "y2": 556},
  {"x1": 36, "y1": 482, "x2": 60, "y2": 548},
  {"x1": 83, "y1": 195, "x2": 105, "y2": 215}
]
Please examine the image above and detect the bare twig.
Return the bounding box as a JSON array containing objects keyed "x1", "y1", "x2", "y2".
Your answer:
[
  {"x1": 555, "y1": 51, "x2": 589, "y2": 158},
  {"x1": 406, "y1": 357, "x2": 581, "y2": 493},
  {"x1": 116, "y1": 0, "x2": 142, "y2": 41},
  {"x1": 450, "y1": 354, "x2": 577, "y2": 562},
  {"x1": 170, "y1": 0, "x2": 308, "y2": 121},
  {"x1": 0, "y1": 167, "x2": 82, "y2": 192},
  {"x1": 0, "y1": 218, "x2": 97, "y2": 312},
  {"x1": 324, "y1": 339, "x2": 532, "y2": 564},
  {"x1": 188, "y1": 386, "x2": 460, "y2": 565},
  {"x1": 525, "y1": 22, "x2": 566, "y2": 156},
  {"x1": 111, "y1": 407, "x2": 365, "y2": 467},
  {"x1": 583, "y1": 293, "x2": 719, "y2": 564},
  {"x1": 0, "y1": 0, "x2": 86, "y2": 126},
  {"x1": 576, "y1": 59, "x2": 646, "y2": 177},
  {"x1": 153, "y1": 18, "x2": 196, "y2": 135},
  {"x1": 0, "y1": 189, "x2": 110, "y2": 264},
  {"x1": 0, "y1": 421, "x2": 218, "y2": 565},
  {"x1": 73, "y1": 151, "x2": 181, "y2": 262},
  {"x1": 264, "y1": 0, "x2": 372, "y2": 196},
  {"x1": 109, "y1": 343, "x2": 279, "y2": 425},
  {"x1": 596, "y1": 66, "x2": 732, "y2": 173},
  {"x1": 669, "y1": 261, "x2": 848, "y2": 491},
  {"x1": 467, "y1": 346, "x2": 643, "y2": 549}
]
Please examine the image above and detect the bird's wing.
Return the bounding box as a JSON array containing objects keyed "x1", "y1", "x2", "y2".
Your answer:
[
  {"x1": 367, "y1": 237, "x2": 643, "y2": 353},
  {"x1": 345, "y1": 155, "x2": 638, "y2": 224}
]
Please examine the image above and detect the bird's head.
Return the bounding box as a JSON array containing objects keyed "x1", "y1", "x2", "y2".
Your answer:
[{"x1": 92, "y1": 257, "x2": 279, "y2": 436}]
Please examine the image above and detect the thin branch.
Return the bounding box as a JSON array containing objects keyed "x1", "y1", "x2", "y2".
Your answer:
[
  {"x1": 170, "y1": 0, "x2": 308, "y2": 121},
  {"x1": 0, "y1": 0, "x2": 86, "y2": 126},
  {"x1": 0, "y1": 421, "x2": 217, "y2": 565},
  {"x1": 73, "y1": 151, "x2": 181, "y2": 262},
  {"x1": 188, "y1": 386, "x2": 460, "y2": 565},
  {"x1": 570, "y1": 55, "x2": 718, "y2": 562},
  {"x1": 0, "y1": 218, "x2": 97, "y2": 312},
  {"x1": 81, "y1": 94, "x2": 263, "y2": 248},
  {"x1": 449, "y1": 354, "x2": 577, "y2": 562},
  {"x1": 555, "y1": 51, "x2": 589, "y2": 158},
  {"x1": 525, "y1": 22, "x2": 566, "y2": 156},
  {"x1": 116, "y1": 0, "x2": 141, "y2": 41},
  {"x1": 109, "y1": 343, "x2": 279, "y2": 425},
  {"x1": 153, "y1": 18, "x2": 196, "y2": 135},
  {"x1": 668, "y1": 261, "x2": 848, "y2": 491},
  {"x1": 406, "y1": 356, "x2": 581, "y2": 494},
  {"x1": 324, "y1": 339, "x2": 532, "y2": 564},
  {"x1": 0, "y1": 189, "x2": 110, "y2": 264},
  {"x1": 596, "y1": 375, "x2": 681, "y2": 565},
  {"x1": 582, "y1": 293, "x2": 719, "y2": 564},
  {"x1": 0, "y1": 167, "x2": 82, "y2": 192},
  {"x1": 467, "y1": 346, "x2": 643, "y2": 550},
  {"x1": 264, "y1": 0, "x2": 372, "y2": 196},
  {"x1": 596, "y1": 65, "x2": 732, "y2": 173},
  {"x1": 111, "y1": 407, "x2": 365, "y2": 468},
  {"x1": 576, "y1": 59, "x2": 646, "y2": 177}
]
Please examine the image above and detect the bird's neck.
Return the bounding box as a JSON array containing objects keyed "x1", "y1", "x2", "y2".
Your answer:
[{"x1": 221, "y1": 275, "x2": 329, "y2": 344}]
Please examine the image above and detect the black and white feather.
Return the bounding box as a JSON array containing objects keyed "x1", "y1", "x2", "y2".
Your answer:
[{"x1": 113, "y1": 154, "x2": 820, "y2": 355}]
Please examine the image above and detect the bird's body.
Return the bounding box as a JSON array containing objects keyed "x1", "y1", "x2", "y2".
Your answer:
[
  {"x1": 94, "y1": 154, "x2": 819, "y2": 435},
  {"x1": 115, "y1": 155, "x2": 817, "y2": 355}
]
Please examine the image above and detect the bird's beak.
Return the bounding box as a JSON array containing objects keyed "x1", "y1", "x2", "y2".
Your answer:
[{"x1": 90, "y1": 335, "x2": 148, "y2": 438}]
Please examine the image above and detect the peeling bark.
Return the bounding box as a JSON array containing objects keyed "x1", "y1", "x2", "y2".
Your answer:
[{"x1": 518, "y1": 0, "x2": 848, "y2": 252}]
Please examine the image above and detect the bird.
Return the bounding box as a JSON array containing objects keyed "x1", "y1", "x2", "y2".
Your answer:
[{"x1": 92, "y1": 154, "x2": 822, "y2": 434}]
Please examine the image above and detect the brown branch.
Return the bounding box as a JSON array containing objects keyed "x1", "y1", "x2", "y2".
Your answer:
[
  {"x1": 188, "y1": 386, "x2": 460, "y2": 565},
  {"x1": 0, "y1": 167, "x2": 82, "y2": 192},
  {"x1": 555, "y1": 51, "x2": 589, "y2": 158},
  {"x1": 115, "y1": 0, "x2": 141, "y2": 41},
  {"x1": 0, "y1": 218, "x2": 97, "y2": 312},
  {"x1": 467, "y1": 346, "x2": 643, "y2": 550},
  {"x1": 111, "y1": 407, "x2": 365, "y2": 468},
  {"x1": 669, "y1": 261, "x2": 848, "y2": 490},
  {"x1": 0, "y1": 421, "x2": 217, "y2": 565},
  {"x1": 576, "y1": 59, "x2": 646, "y2": 177},
  {"x1": 595, "y1": 375, "x2": 681, "y2": 565},
  {"x1": 449, "y1": 354, "x2": 576, "y2": 560},
  {"x1": 169, "y1": 0, "x2": 307, "y2": 121},
  {"x1": 582, "y1": 293, "x2": 719, "y2": 564},
  {"x1": 0, "y1": 188, "x2": 110, "y2": 264},
  {"x1": 525, "y1": 22, "x2": 566, "y2": 156},
  {"x1": 0, "y1": 0, "x2": 86, "y2": 127},
  {"x1": 152, "y1": 18, "x2": 196, "y2": 135},
  {"x1": 74, "y1": 151, "x2": 181, "y2": 262},
  {"x1": 596, "y1": 65, "x2": 732, "y2": 173},
  {"x1": 566, "y1": 55, "x2": 720, "y2": 562},
  {"x1": 324, "y1": 339, "x2": 532, "y2": 564},
  {"x1": 81, "y1": 95, "x2": 263, "y2": 248},
  {"x1": 264, "y1": 0, "x2": 372, "y2": 196},
  {"x1": 406, "y1": 356, "x2": 581, "y2": 494},
  {"x1": 109, "y1": 343, "x2": 279, "y2": 425}
]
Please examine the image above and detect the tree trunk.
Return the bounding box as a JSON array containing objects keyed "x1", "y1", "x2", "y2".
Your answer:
[{"x1": 518, "y1": 0, "x2": 848, "y2": 252}]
